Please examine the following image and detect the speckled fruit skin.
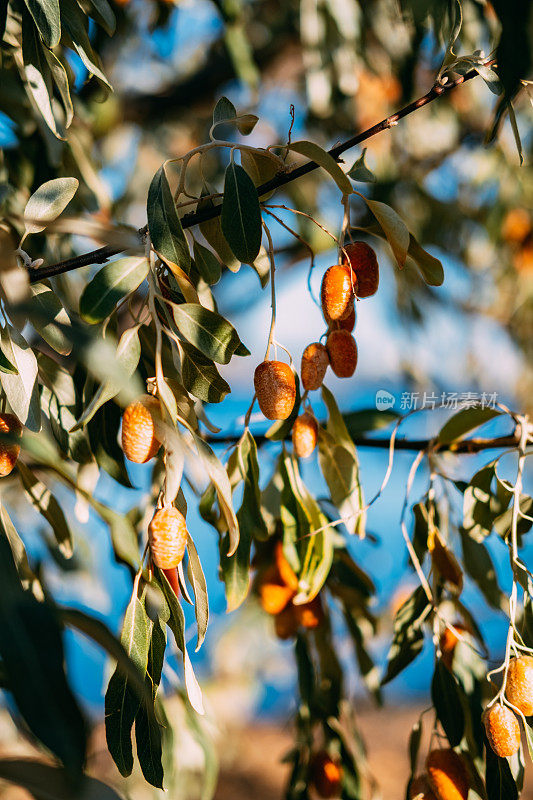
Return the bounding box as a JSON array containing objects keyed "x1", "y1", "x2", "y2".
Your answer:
[
  {"x1": 254, "y1": 361, "x2": 296, "y2": 420},
  {"x1": 483, "y1": 704, "x2": 521, "y2": 757},
  {"x1": 258, "y1": 564, "x2": 295, "y2": 615},
  {"x1": 0, "y1": 413, "x2": 22, "y2": 477},
  {"x1": 321, "y1": 265, "x2": 355, "y2": 321},
  {"x1": 342, "y1": 241, "x2": 379, "y2": 298},
  {"x1": 292, "y1": 412, "x2": 318, "y2": 459},
  {"x1": 326, "y1": 330, "x2": 358, "y2": 378},
  {"x1": 409, "y1": 775, "x2": 437, "y2": 800},
  {"x1": 301, "y1": 342, "x2": 329, "y2": 391},
  {"x1": 506, "y1": 656, "x2": 533, "y2": 716},
  {"x1": 426, "y1": 749, "x2": 469, "y2": 800},
  {"x1": 148, "y1": 506, "x2": 188, "y2": 570},
  {"x1": 122, "y1": 395, "x2": 161, "y2": 463},
  {"x1": 295, "y1": 595, "x2": 323, "y2": 629},
  {"x1": 310, "y1": 752, "x2": 343, "y2": 798}
]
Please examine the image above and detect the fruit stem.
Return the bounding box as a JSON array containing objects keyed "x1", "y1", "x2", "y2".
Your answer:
[{"x1": 263, "y1": 221, "x2": 277, "y2": 360}]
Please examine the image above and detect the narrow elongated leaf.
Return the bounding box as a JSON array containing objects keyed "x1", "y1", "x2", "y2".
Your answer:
[
  {"x1": 0, "y1": 0, "x2": 8, "y2": 38},
  {"x1": 43, "y1": 48, "x2": 73, "y2": 127},
  {"x1": 221, "y1": 162, "x2": 262, "y2": 264},
  {"x1": 0, "y1": 504, "x2": 34, "y2": 584},
  {"x1": 147, "y1": 165, "x2": 191, "y2": 271},
  {"x1": 135, "y1": 618, "x2": 166, "y2": 789},
  {"x1": 485, "y1": 736, "x2": 518, "y2": 800},
  {"x1": 407, "y1": 236, "x2": 444, "y2": 286},
  {"x1": 172, "y1": 303, "x2": 249, "y2": 365},
  {"x1": 87, "y1": 0, "x2": 115, "y2": 34},
  {"x1": 18, "y1": 462, "x2": 73, "y2": 558},
  {"x1": 0, "y1": 325, "x2": 41, "y2": 432},
  {"x1": 193, "y1": 240, "x2": 221, "y2": 285},
  {"x1": 289, "y1": 141, "x2": 353, "y2": 195},
  {"x1": 191, "y1": 434, "x2": 239, "y2": 555},
  {"x1": 87, "y1": 402, "x2": 133, "y2": 489},
  {"x1": 105, "y1": 591, "x2": 150, "y2": 778},
  {"x1": 460, "y1": 530, "x2": 503, "y2": 609},
  {"x1": 381, "y1": 587, "x2": 430, "y2": 685},
  {"x1": 360, "y1": 196, "x2": 409, "y2": 267},
  {"x1": 158, "y1": 570, "x2": 204, "y2": 714},
  {"x1": 0, "y1": 538, "x2": 86, "y2": 780},
  {"x1": 21, "y1": 11, "x2": 60, "y2": 138},
  {"x1": 438, "y1": 406, "x2": 501, "y2": 444},
  {"x1": 79, "y1": 257, "x2": 149, "y2": 324},
  {"x1": 431, "y1": 660, "x2": 465, "y2": 746},
  {"x1": 180, "y1": 341, "x2": 230, "y2": 404},
  {"x1": 74, "y1": 326, "x2": 141, "y2": 428},
  {"x1": 60, "y1": 0, "x2": 110, "y2": 88},
  {"x1": 24, "y1": 178, "x2": 78, "y2": 234},
  {"x1": 187, "y1": 535, "x2": 209, "y2": 651},
  {"x1": 24, "y1": 0, "x2": 60, "y2": 48},
  {"x1": 29, "y1": 283, "x2": 72, "y2": 355}
]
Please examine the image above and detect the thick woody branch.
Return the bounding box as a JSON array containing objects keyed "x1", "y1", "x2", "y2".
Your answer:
[{"x1": 30, "y1": 65, "x2": 490, "y2": 284}]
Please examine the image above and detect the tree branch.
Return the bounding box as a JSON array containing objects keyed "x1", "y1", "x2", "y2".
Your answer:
[
  {"x1": 30, "y1": 65, "x2": 490, "y2": 284},
  {"x1": 207, "y1": 431, "x2": 521, "y2": 453}
]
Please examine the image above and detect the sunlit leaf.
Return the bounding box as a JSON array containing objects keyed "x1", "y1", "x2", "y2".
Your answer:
[
  {"x1": 24, "y1": 0, "x2": 60, "y2": 48},
  {"x1": 289, "y1": 141, "x2": 352, "y2": 195},
  {"x1": 0, "y1": 325, "x2": 41, "y2": 432},
  {"x1": 79, "y1": 257, "x2": 149, "y2": 324},
  {"x1": 24, "y1": 178, "x2": 78, "y2": 234},
  {"x1": 148, "y1": 164, "x2": 191, "y2": 272},
  {"x1": 172, "y1": 303, "x2": 249, "y2": 365},
  {"x1": 221, "y1": 162, "x2": 262, "y2": 264}
]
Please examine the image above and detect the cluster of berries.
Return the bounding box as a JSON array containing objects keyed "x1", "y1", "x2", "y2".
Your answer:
[
  {"x1": 256, "y1": 542, "x2": 324, "y2": 640},
  {"x1": 483, "y1": 655, "x2": 533, "y2": 758},
  {"x1": 253, "y1": 242, "x2": 379, "y2": 459},
  {"x1": 122, "y1": 395, "x2": 187, "y2": 580}
]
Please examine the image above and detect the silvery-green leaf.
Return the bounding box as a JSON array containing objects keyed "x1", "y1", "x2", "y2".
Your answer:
[
  {"x1": 24, "y1": 178, "x2": 79, "y2": 235},
  {"x1": 0, "y1": 326, "x2": 40, "y2": 432},
  {"x1": 221, "y1": 162, "x2": 262, "y2": 265},
  {"x1": 18, "y1": 462, "x2": 73, "y2": 558},
  {"x1": 79, "y1": 257, "x2": 149, "y2": 324},
  {"x1": 289, "y1": 140, "x2": 353, "y2": 195},
  {"x1": 29, "y1": 283, "x2": 72, "y2": 355},
  {"x1": 23, "y1": 0, "x2": 60, "y2": 48}
]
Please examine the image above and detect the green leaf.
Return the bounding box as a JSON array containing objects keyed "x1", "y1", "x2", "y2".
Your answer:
[
  {"x1": 0, "y1": 505, "x2": 34, "y2": 584},
  {"x1": 460, "y1": 529, "x2": 503, "y2": 609},
  {"x1": 86, "y1": 0, "x2": 116, "y2": 35},
  {"x1": 18, "y1": 462, "x2": 73, "y2": 558},
  {"x1": 221, "y1": 161, "x2": 262, "y2": 264},
  {"x1": 60, "y1": 0, "x2": 111, "y2": 89},
  {"x1": 240, "y1": 150, "x2": 280, "y2": 198},
  {"x1": 87, "y1": 401, "x2": 134, "y2": 489},
  {"x1": 320, "y1": 386, "x2": 365, "y2": 537},
  {"x1": 21, "y1": 11, "x2": 61, "y2": 138},
  {"x1": 24, "y1": 178, "x2": 78, "y2": 235},
  {"x1": 485, "y1": 735, "x2": 518, "y2": 800},
  {"x1": 105, "y1": 590, "x2": 150, "y2": 778},
  {"x1": 43, "y1": 48, "x2": 74, "y2": 127},
  {"x1": 213, "y1": 96, "x2": 237, "y2": 125},
  {"x1": 381, "y1": 587, "x2": 430, "y2": 685},
  {"x1": 343, "y1": 606, "x2": 382, "y2": 703},
  {"x1": 24, "y1": 0, "x2": 60, "y2": 48},
  {"x1": 198, "y1": 189, "x2": 241, "y2": 272},
  {"x1": 79, "y1": 257, "x2": 149, "y2": 324},
  {"x1": 191, "y1": 434, "x2": 239, "y2": 556},
  {"x1": 438, "y1": 406, "x2": 501, "y2": 444},
  {"x1": 148, "y1": 164, "x2": 191, "y2": 271},
  {"x1": 360, "y1": 197, "x2": 409, "y2": 268},
  {"x1": 186, "y1": 535, "x2": 209, "y2": 651},
  {"x1": 289, "y1": 140, "x2": 353, "y2": 195},
  {"x1": 0, "y1": 537, "x2": 86, "y2": 781},
  {"x1": 193, "y1": 240, "x2": 221, "y2": 285},
  {"x1": 135, "y1": 618, "x2": 166, "y2": 789},
  {"x1": 343, "y1": 408, "x2": 399, "y2": 437},
  {"x1": 180, "y1": 341, "x2": 230, "y2": 404},
  {"x1": 28, "y1": 283, "x2": 72, "y2": 355},
  {"x1": 73, "y1": 326, "x2": 141, "y2": 428},
  {"x1": 407, "y1": 235, "x2": 444, "y2": 286},
  {"x1": 0, "y1": 760, "x2": 123, "y2": 800},
  {"x1": 158, "y1": 570, "x2": 204, "y2": 714},
  {"x1": 172, "y1": 303, "x2": 249, "y2": 365},
  {"x1": 0, "y1": 325, "x2": 41, "y2": 432},
  {"x1": 431, "y1": 660, "x2": 465, "y2": 747},
  {"x1": 220, "y1": 432, "x2": 267, "y2": 612},
  {"x1": 347, "y1": 148, "x2": 376, "y2": 183}
]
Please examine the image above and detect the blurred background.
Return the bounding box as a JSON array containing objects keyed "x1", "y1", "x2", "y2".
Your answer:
[{"x1": 0, "y1": 0, "x2": 532, "y2": 797}]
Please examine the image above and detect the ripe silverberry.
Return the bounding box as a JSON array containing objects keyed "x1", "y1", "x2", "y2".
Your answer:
[
  {"x1": 0, "y1": 413, "x2": 22, "y2": 477},
  {"x1": 505, "y1": 655, "x2": 533, "y2": 716},
  {"x1": 301, "y1": 342, "x2": 329, "y2": 391},
  {"x1": 483, "y1": 704, "x2": 521, "y2": 758},
  {"x1": 342, "y1": 241, "x2": 379, "y2": 298},
  {"x1": 292, "y1": 412, "x2": 318, "y2": 458},
  {"x1": 254, "y1": 361, "x2": 296, "y2": 420},
  {"x1": 321, "y1": 264, "x2": 355, "y2": 321},
  {"x1": 326, "y1": 330, "x2": 358, "y2": 378},
  {"x1": 148, "y1": 506, "x2": 188, "y2": 570},
  {"x1": 122, "y1": 395, "x2": 161, "y2": 463}
]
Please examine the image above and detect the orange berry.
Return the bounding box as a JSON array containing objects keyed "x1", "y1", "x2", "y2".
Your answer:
[
  {"x1": 502, "y1": 208, "x2": 531, "y2": 244},
  {"x1": 321, "y1": 265, "x2": 355, "y2": 321},
  {"x1": 294, "y1": 595, "x2": 323, "y2": 629},
  {"x1": 0, "y1": 413, "x2": 22, "y2": 477},
  {"x1": 301, "y1": 342, "x2": 329, "y2": 391},
  {"x1": 122, "y1": 395, "x2": 161, "y2": 464},
  {"x1": 409, "y1": 776, "x2": 437, "y2": 800},
  {"x1": 310, "y1": 752, "x2": 343, "y2": 798},
  {"x1": 258, "y1": 565, "x2": 295, "y2": 615},
  {"x1": 426, "y1": 749, "x2": 469, "y2": 800},
  {"x1": 326, "y1": 304, "x2": 356, "y2": 333},
  {"x1": 439, "y1": 624, "x2": 467, "y2": 670},
  {"x1": 505, "y1": 655, "x2": 533, "y2": 716},
  {"x1": 274, "y1": 541, "x2": 299, "y2": 592},
  {"x1": 148, "y1": 506, "x2": 188, "y2": 570},
  {"x1": 292, "y1": 412, "x2": 318, "y2": 459},
  {"x1": 326, "y1": 330, "x2": 358, "y2": 378},
  {"x1": 483, "y1": 704, "x2": 521, "y2": 758},
  {"x1": 254, "y1": 361, "x2": 296, "y2": 420},
  {"x1": 274, "y1": 604, "x2": 299, "y2": 640},
  {"x1": 342, "y1": 241, "x2": 379, "y2": 298}
]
